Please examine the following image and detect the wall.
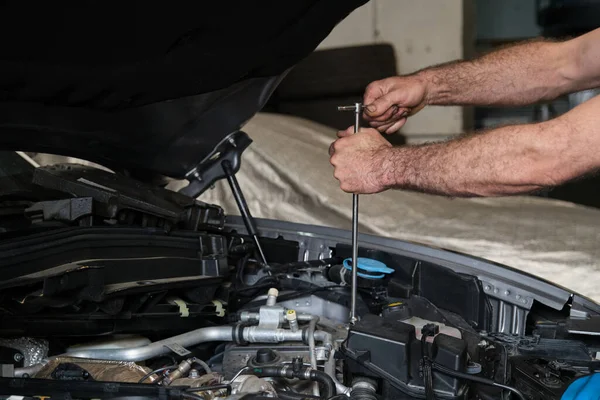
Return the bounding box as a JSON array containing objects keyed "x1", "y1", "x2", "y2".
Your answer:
[
  {"x1": 476, "y1": 0, "x2": 540, "y2": 41},
  {"x1": 318, "y1": 0, "x2": 474, "y2": 142}
]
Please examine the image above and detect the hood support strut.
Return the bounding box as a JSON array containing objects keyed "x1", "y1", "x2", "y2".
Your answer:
[
  {"x1": 181, "y1": 130, "x2": 267, "y2": 265},
  {"x1": 222, "y1": 159, "x2": 268, "y2": 265}
]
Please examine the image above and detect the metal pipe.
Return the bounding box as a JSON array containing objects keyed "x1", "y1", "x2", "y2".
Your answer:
[
  {"x1": 16, "y1": 326, "x2": 333, "y2": 379},
  {"x1": 64, "y1": 326, "x2": 234, "y2": 362},
  {"x1": 66, "y1": 335, "x2": 151, "y2": 353},
  {"x1": 333, "y1": 375, "x2": 352, "y2": 397},
  {"x1": 242, "y1": 327, "x2": 303, "y2": 343},
  {"x1": 328, "y1": 350, "x2": 351, "y2": 396},
  {"x1": 307, "y1": 316, "x2": 320, "y2": 397},
  {"x1": 313, "y1": 330, "x2": 333, "y2": 349},
  {"x1": 240, "y1": 311, "x2": 314, "y2": 324},
  {"x1": 14, "y1": 363, "x2": 46, "y2": 378},
  {"x1": 62, "y1": 326, "x2": 333, "y2": 363}
]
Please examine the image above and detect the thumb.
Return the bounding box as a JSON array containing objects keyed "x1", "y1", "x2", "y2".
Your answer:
[
  {"x1": 365, "y1": 94, "x2": 399, "y2": 118},
  {"x1": 337, "y1": 126, "x2": 354, "y2": 138}
]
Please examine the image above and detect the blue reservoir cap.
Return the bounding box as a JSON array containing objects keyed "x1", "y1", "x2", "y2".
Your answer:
[
  {"x1": 561, "y1": 373, "x2": 600, "y2": 400},
  {"x1": 343, "y1": 257, "x2": 394, "y2": 279}
]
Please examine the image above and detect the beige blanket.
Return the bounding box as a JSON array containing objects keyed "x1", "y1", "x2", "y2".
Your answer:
[
  {"x1": 193, "y1": 113, "x2": 600, "y2": 303},
  {"x1": 32, "y1": 113, "x2": 600, "y2": 303}
]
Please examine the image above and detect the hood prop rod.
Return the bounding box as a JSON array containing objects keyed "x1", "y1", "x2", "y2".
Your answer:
[{"x1": 222, "y1": 159, "x2": 268, "y2": 265}]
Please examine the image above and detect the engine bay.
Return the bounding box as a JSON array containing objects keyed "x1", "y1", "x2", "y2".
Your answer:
[{"x1": 0, "y1": 156, "x2": 599, "y2": 400}]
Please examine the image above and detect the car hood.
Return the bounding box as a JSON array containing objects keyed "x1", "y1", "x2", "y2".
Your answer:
[{"x1": 0, "y1": 1, "x2": 366, "y2": 192}]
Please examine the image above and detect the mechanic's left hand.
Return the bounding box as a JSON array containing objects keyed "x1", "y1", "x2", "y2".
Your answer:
[{"x1": 329, "y1": 126, "x2": 393, "y2": 194}]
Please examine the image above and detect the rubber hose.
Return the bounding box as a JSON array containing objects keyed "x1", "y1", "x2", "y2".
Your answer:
[
  {"x1": 251, "y1": 367, "x2": 335, "y2": 399},
  {"x1": 276, "y1": 390, "x2": 321, "y2": 400},
  {"x1": 309, "y1": 369, "x2": 336, "y2": 399},
  {"x1": 350, "y1": 388, "x2": 377, "y2": 400},
  {"x1": 191, "y1": 358, "x2": 212, "y2": 374},
  {"x1": 237, "y1": 396, "x2": 278, "y2": 400}
]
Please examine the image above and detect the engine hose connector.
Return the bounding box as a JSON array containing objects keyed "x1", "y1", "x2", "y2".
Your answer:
[
  {"x1": 266, "y1": 288, "x2": 279, "y2": 306},
  {"x1": 162, "y1": 358, "x2": 193, "y2": 385},
  {"x1": 350, "y1": 378, "x2": 378, "y2": 400},
  {"x1": 286, "y1": 309, "x2": 299, "y2": 332}
]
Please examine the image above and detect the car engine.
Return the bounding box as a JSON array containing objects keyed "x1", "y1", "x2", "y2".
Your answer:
[{"x1": 0, "y1": 157, "x2": 599, "y2": 400}]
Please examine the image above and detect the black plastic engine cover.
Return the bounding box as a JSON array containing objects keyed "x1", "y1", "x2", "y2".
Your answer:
[
  {"x1": 31, "y1": 164, "x2": 225, "y2": 230},
  {"x1": 343, "y1": 314, "x2": 468, "y2": 399},
  {"x1": 345, "y1": 314, "x2": 415, "y2": 383},
  {"x1": 0, "y1": 226, "x2": 229, "y2": 336}
]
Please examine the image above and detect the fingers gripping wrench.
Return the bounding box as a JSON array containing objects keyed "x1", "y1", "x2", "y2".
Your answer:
[{"x1": 337, "y1": 103, "x2": 364, "y2": 324}]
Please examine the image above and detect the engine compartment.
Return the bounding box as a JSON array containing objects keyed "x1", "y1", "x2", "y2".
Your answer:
[{"x1": 0, "y1": 159, "x2": 599, "y2": 399}]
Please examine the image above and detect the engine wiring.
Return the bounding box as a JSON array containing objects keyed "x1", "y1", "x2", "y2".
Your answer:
[
  {"x1": 420, "y1": 334, "x2": 436, "y2": 400},
  {"x1": 430, "y1": 362, "x2": 526, "y2": 400},
  {"x1": 191, "y1": 358, "x2": 212, "y2": 375},
  {"x1": 2, "y1": 238, "x2": 581, "y2": 400},
  {"x1": 180, "y1": 393, "x2": 206, "y2": 400},
  {"x1": 340, "y1": 343, "x2": 527, "y2": 400},
  {"x1": 138, "y1": 364, "x2": 179, "y2": 384}
]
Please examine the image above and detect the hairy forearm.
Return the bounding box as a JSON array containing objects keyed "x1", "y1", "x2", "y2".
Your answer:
[
  {"x1": 416, "y1": 39, "x2": 580, "y2": 107},
  {"x1": 379, "y1": 120, "x2": 587, "y2": 197}
]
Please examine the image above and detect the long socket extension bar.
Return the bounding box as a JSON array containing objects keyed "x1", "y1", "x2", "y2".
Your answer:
[{"x1": 337, "y1": 103, "x2": 364, "y2": 324}]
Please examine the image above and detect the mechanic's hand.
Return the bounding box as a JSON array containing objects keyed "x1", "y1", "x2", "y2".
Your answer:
[
  {"x1": 329, "y1": 127, "x2": 393, "y2": 194},
  {"x1": 363, "y1": 75, "x2": 428, "y2": 134}
]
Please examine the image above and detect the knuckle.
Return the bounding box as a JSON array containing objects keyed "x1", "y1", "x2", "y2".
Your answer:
[{"x1": 366, "y1": 80, "x2": 379, "y2": 92}]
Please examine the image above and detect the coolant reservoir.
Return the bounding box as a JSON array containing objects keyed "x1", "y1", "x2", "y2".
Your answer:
[{"x1": 401, "y1": 316, "x2": 462, "y2": 343}]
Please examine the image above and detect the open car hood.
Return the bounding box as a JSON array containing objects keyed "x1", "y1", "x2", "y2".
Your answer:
[{"x1": 0, "y1": 1, "x2": 366, "y2": 195}]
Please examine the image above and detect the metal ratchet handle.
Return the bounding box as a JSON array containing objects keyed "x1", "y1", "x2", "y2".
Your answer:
[{"x1": 337, "y1": 102, "x2": 364, "y2": 325}]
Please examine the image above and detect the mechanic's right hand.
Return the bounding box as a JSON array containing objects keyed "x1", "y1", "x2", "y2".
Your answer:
[{"x1": 363, "y1": 75, "x2": 428, "y2": 134}]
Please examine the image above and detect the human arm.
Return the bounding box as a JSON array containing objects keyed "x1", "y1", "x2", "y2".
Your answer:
[
  {"x1": 330, "y1": 94, "x2": 600, "y2": 197},
  {"x1": 364, "y1": 28, "x2": 600, "y2": 133}
]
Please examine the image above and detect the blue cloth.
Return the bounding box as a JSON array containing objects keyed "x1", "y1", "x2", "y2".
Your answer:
[{"x1": 562, "y1": 373, "x2": 600, "y2": 400}]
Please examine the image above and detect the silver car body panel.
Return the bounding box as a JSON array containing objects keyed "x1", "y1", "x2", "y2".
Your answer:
[{"x1": 227, "y1": 216, "x2": 600, "y2": 335}]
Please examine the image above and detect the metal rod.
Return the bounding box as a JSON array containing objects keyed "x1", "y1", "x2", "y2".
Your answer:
[
  {"x1": 350, "y1": 103, "x2": 361, "y2": 324},
  {"x1": 338, "y1": 102, "x2": 363, "y2": 325},
  {"x1": 222, "y1": 160, "x2": 268, "y2": 265}
]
